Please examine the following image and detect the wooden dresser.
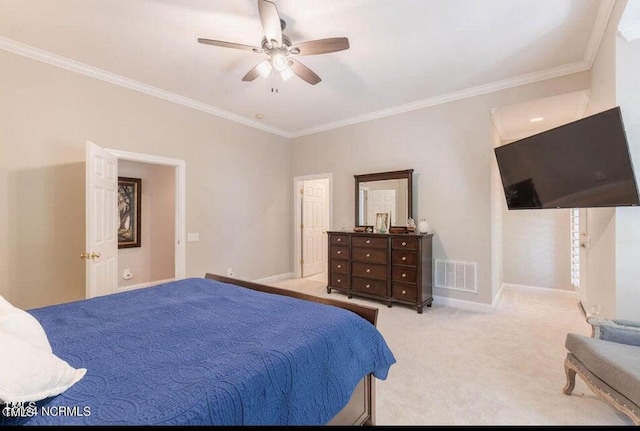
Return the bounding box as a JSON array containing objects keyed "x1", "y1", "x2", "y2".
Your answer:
[{"x1": 327, "y1": 231, "x2": 434, "y2": 313}]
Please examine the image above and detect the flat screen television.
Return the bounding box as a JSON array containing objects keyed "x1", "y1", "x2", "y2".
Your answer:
[{"x1": 494, "y1": 106, "x2": 640, "y2": 209}]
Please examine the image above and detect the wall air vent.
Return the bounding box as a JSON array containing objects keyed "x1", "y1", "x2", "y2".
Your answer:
[{"x1": 435, "y1": 259, "x2": 477, "y2": 293}]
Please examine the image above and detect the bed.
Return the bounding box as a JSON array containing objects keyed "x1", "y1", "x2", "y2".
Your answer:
[{"x1": 0, "y1": 274, "x2": 395, "y2": 426}]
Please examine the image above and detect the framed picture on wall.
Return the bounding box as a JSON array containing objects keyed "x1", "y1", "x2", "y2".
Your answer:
[{"x1": 118, "y1": 177, "x2": 141, "y2": 248}]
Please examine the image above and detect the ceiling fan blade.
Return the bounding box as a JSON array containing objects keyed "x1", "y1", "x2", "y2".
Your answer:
[
  {"x1": 242, "y1": 62, "x2": 263, "y2": 82},
  {"x1": 288, "y1": 59, "x2": 321, "y2": 85},
  {"x1": 197, "y1": 38, "x2": 261, "y2": 52},
  {"x1": 290, "y1": 38, "x2": 350, "y2": 55},
  {"x1": 258, "y1": 0, "x2": 282, "y2": 47}
]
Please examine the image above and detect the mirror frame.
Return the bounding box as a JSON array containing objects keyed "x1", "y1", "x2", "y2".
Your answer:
[{"x1": 354, "y1": 169, "x2": 414, "y2": 228}]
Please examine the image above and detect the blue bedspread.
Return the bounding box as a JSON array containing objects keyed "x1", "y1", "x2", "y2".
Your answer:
[{"x1": 2, "y1": 278, "x2": 395, "y2": 425}]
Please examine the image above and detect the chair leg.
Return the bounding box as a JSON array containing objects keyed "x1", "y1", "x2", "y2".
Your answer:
[{"x1": 563, "y1": 358, "x2": 577, "y2": 395}]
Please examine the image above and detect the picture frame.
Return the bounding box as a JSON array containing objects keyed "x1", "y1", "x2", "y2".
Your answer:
[
  {"x1": 375, "y1": 212, "x2": 389, "y2": 233},
  {"x1": 118, "y1": 177, "x2": 141, "y2": 248}
]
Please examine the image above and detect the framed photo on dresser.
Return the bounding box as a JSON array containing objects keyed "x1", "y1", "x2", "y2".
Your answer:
[{"x1": 375, "y1": 212, "x2": 389, "y2": 233}]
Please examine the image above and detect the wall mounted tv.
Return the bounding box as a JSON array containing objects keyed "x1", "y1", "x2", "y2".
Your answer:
[{"x1": 494, "y1": 107, "x2": 640, "y2": 210}]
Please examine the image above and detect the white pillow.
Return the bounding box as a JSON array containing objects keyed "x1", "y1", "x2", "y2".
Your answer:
[
  {"x1": 0, "y1": 328, "x2": 86, "y2": 403},
  {"x1": 0, "y1": 295, "x2": 52, "y2": 353}
]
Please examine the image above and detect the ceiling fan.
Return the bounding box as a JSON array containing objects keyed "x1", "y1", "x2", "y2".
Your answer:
[{"x1": 197, "y1": 0, "x2": 349, "y2": 85}]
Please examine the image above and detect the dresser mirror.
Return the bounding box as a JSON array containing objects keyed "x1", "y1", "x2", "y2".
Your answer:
[{"x1": 354, "y1": 169, "x2": 413, "y2": 228}]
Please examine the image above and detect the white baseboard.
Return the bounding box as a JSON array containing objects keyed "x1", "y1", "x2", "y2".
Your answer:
[
  {"x1": 433, "y1": 283, "x2": 575, "y2": 314},
  {"x1": 502, "y1": 282, "x2": 577, "y2": 295},
  {"x1": 117, "y1": 278, "x2": 175, "y2": 293},
  {"x1": 433, "y1": 295, "x2": 496, "y2": 313},
  {"x1": 253, "y1": 272, "x2": 295, "y2": 284}
]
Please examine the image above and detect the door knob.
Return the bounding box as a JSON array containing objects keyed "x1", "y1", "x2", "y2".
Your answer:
[{"x1": 80, "y1": 252, "x2": 101, "y2": 260}]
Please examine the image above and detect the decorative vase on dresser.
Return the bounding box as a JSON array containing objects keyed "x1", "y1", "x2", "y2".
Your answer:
[{"x1": 327, "y1": 231, "x2": 434, "y2": 313}]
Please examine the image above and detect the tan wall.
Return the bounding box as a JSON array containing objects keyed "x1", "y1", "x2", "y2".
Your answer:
[
  {"x1": 0, "y1": 50, "x2": 292, "y2": 309},
  {"x1": 292, "y1": 71, "x2": 591, "y2": 305}
]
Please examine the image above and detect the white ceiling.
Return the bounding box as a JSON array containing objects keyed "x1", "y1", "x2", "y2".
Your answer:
[{"x1": 0, "y1": 0, "x2": 613, "y2": 137}]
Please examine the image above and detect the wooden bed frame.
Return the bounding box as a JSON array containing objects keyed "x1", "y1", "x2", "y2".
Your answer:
[{"x1": 204, "y1": 273, "x2": 379, "y2": 426}]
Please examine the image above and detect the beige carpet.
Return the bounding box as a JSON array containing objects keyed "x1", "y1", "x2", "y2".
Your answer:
[{"x1": 269, "y1": 275, "x2": 633, "y2": 426}]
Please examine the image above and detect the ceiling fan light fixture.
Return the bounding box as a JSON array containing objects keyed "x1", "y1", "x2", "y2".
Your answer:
[
  {"x1": 271, "y1": 53, "x2": 288, "y2": 72},
  {"x1": 256, "y1": 60, "x2": 272, "y2": 78},
  {"x1": 280, "y1": 66, "x2": 294, "y2": 81}
]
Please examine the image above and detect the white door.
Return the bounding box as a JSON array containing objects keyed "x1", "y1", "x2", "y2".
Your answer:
[
  {"x1": 85, "y1": 141, "x2": 118, "y2": 298},
  {"x1": 302, "y1": 179, "x2": 329, "y2": 277},
  {"x1": 367, "y1": 189, "x2": 396, "y2": 226}
]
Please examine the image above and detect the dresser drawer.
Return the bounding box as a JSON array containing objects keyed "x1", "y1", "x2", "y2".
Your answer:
[
  {"x1": 330, "y1": 245, "x2": 349, "y2": 260},
  {"x1": 352, "y1": 247, "x2": 387, "y2": 264},
  {"x1": 330, "y1": 259, "x2": 348, "y2": 274},
  {"x1": 352, "y1": 277, "x2": 387, "y2": 297},
  {"x1": 330, "y1": 234, "x2": 349, "y2": 246},
  {"x1": 392, "y1": 283, "x2": 417, "y2": 301},
  {"x1": 391, "y1": 267, "x2": 417, "y2": 283},
  {"x1": 392, "y1": 237, "x2": 418, "y2": 250},
  {"x1": 330, "y1": 273, "x2": 350, "y2": 289},
  {"x1": 352, "y1": 236, "x2": 387, "y2": 248},
  {"x1": 352, "y1": 262, "x2": 387, "y2": 280},
  {"x1": 392, "y1": 250, "x2": 417, "y2": 266}
]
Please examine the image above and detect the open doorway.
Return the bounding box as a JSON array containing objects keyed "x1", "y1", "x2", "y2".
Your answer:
[
  {"x1": 85, "y1": 145, "x2": 185, "y2": 298},
  {"x1": 490, "y1": 90, "x2": 590, "y2": 297},
  {"x1": 293, "y1": 173, "x2": 332, "y2": 281}
]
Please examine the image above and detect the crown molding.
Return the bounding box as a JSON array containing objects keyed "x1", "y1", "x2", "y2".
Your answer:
[
  {"x1": 0, "y1": 36, "x2": 292, "y2": 138},
  {"x1": 583, "y1": 0, "x2": 616, "y2": 68},
  {"x1": 290, "y1": 60, "x2": 590, "y2": 138}
]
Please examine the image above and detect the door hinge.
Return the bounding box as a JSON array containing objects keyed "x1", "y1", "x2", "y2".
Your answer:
[
  {"x1": 299, "y1": 188, "x2": 304, "y2": 194},
  {"x1": 300, "y1": 223, "x2": 304, "y2": 229},
  {"x1": 300, "y1": 259, "x2": 304, "y2": 265}
]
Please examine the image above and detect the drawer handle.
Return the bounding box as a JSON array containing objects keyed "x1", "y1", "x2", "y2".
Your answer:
[
  {"x1": 402, "y1": 256, "x2": 407, "y2": 261},
  {"x1": 402, "y1": 289, "x2": 407, "y2": 295},
  {"x1": 337, "y1": 250, "x2": 341, "y2": 255},
  {"x1": 337, "y1": 264, "x2": 342, "y2": 269},
  {"x1": 337, "y1": 238, "x2": 342, "y2": 242},
  {"x1": 366, "y1": 240, "x2": 371, "y2": 244},
  {"x1": 337, "y1": 278, "x2": 341, "y2": 283},
  {"x1": 366, "y1": 284, "x2": 371, "y2": 289},
  {"x1": 402, "y1": 241, "x2": 407, "y2": 246},
  {"x1": 366, "y1": 253, "x2": 371, "y2": 257},
  {"x1": 402, "y1": 273, "x2": 407, "y2": 278},
  {"x1": 366, "y1": 269, "x2": 371, "y2": 273}
]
